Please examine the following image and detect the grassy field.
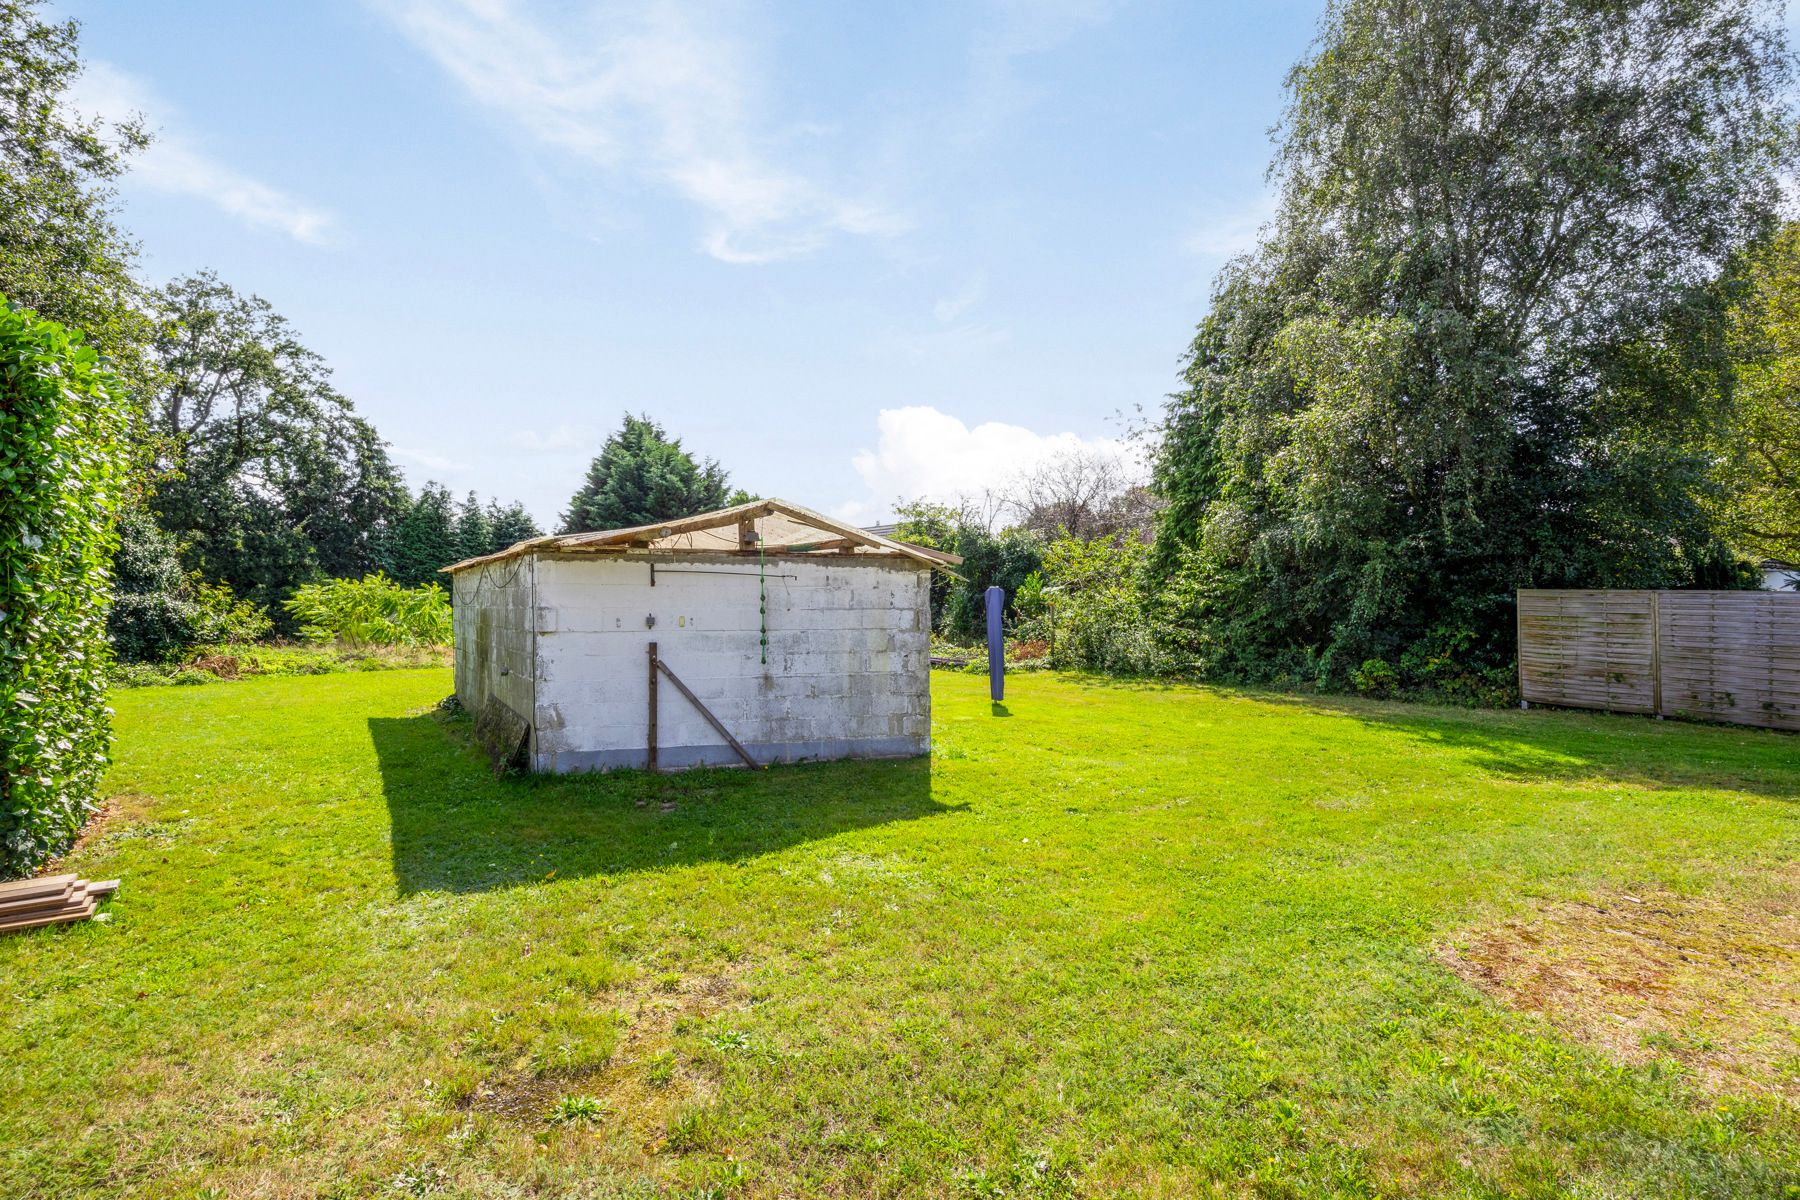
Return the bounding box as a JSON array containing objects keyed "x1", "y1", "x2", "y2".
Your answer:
[{"x1": 2, "y1": 669, "x2": 1797, "y2": 1198}]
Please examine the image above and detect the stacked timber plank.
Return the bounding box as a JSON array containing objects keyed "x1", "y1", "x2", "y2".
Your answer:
[{"x1": 0, "y1": 874, "x2": 119, "y2": 934}]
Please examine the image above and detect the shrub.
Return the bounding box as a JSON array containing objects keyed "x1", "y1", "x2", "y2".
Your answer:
[
  {"x1": 1034, "y1": 537, "x2": 1178, "y2": 676},
  {"x1": 283, "y1": 574, "x2": 452, "y2": 648},
  {"x1": 1, "y1": 301, "x2": 134, "y2": 877},
  {"x1": 1351, "y1": 658, "x2": 1399, "y2": 698},
  {"x1": 108, "y1": 508, "x2": 272, "y2": 661},
  {"x1": 942, "y1": 525, "x2": 1044, "y2": 640}
]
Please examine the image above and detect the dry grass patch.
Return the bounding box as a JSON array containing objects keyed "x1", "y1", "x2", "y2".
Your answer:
[
  {"x1": 1441, "y1": 880, "x2": 1800, "y2": 1098},
  {"x1": 462, "y1": 968, "x2": 742, "y2": 1144}
]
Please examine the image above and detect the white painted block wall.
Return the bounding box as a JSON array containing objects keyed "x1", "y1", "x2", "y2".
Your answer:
[
  {"x1": 455, "y1": 552, "x2": 933, "y2": 772},
  {"x1": 452, "y1": 556, "x2": 535, "y2": 725}
]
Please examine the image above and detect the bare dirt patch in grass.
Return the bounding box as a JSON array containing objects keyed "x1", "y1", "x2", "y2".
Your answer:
[
  {"x1": 1440, "y1": 881, "x2": 1800, "y2": 1098},
  {"x1": 464, "y1": 967, "x2": 744, "y2": 1148}
]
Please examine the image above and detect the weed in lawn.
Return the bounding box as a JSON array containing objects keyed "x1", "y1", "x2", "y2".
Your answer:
[
  {"x1": 546, "y1": 1094, "x2": 608, "y2": 1125},
  {"x1": 702, "y1": 1028, "x2": 753, "y2": 1055},
  {"x1": 644, "y1": 1051, "x2": 677, "y2": 1088},
  {"x1": 664, "y1": 1101, "x2": 718, "y2": 1153},
  {"x1": 386, "y1": 1160, "x2": 447, "y2": 1196}
]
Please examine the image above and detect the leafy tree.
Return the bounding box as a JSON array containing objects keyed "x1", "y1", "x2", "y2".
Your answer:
[
  {"x1": 143, "y1": 272, "x2": 409, "y2": 616},
  {"x1": 895, "y1": 498, "x2": 1044, "y2": 640},
  {"x1": 1, "y1": 299, "x2": 132, "y2": 877},
  {"x1": 485, "y1": 499, "x2": 543, "y2": 551},
  {"x1": 1716, "y1": 223, "x2": 1800, "y2": 564},
  {"x1": 1154, "y1": 0, "x2": 1792, "y2": 685},
  {"x1": 107, "y1": 507, "x2": 270, "y2": 662},
  {"x1": 0, "y1": 2, "x2": 151, "y2": 394},
  {"x1": 1031, "y1": 536, "x2": 1174, "y2": 675},
  {"x1": 392, "y1": 482, "x2": 460, "y2": 588},
  {"x1": 560, "y1": 413, "x2": 731, "y2": 533}
]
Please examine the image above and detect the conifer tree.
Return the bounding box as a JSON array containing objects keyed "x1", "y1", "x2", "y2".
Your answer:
[{"x1": 560, "y1": 414, "x2": 731, "y2": 533}]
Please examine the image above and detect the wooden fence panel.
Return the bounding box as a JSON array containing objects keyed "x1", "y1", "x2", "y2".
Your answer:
[
  {"x1": 1517, "y1": 590, "x2": 1657, "y2": 715},
  {"x1": 1658, "y1": 591, "x2": 1800, "y2": 732},
  {"x1": 1518, "y1": 589, "x2": 1800, "y2": 731}
]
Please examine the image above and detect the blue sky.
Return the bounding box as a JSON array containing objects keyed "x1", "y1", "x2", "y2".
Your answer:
[{"x1": 60, "y1": 0, "x2": 1326, "y2": 528}]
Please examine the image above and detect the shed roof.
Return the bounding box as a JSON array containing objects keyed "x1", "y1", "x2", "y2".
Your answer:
[{"x1": 442, "y1": 497, "x2": 962, "y2": 575}]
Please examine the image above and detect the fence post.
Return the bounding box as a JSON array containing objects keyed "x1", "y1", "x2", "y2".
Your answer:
[
  {"x1": 1516, "y1": 590, "x2": 1525, "y2": 707},
  {"x1": 1649, "y1": 591, "x2": 1663, "y2": 718}
]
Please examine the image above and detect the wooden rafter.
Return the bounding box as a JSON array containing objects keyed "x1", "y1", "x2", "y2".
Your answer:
[{"x1": 442, "y1": 497, "x2": 962, "y2": 574}]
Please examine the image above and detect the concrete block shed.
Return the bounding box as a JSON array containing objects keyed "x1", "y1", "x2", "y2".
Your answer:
[{"x1": 443, "y1": 499, "x2": 960, "y2": 772}]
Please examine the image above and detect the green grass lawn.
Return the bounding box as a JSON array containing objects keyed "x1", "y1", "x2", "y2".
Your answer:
[{"x1": 3, "y1": 669, "x2": 1797, "y2": 1198}]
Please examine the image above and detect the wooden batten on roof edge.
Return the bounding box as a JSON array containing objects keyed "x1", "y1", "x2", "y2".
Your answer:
[{"x1": 441, "y1": 498, "x2": 962, "y2": 574}]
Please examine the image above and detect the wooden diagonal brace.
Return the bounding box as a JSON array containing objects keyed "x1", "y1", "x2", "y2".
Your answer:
[{"x1": 646, "y1": 645, "x2": 762, "y2": 770}]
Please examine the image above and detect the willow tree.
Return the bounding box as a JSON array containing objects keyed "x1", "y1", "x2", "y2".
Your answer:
[{"x1": 1154, "y1": 0, "x2": 1793, "y2": 683}]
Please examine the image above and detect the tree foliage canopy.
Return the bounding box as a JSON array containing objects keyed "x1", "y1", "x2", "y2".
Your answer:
[
  {"x1": 107, "y1": 507, "x2": 271, "y2": 662},
  {"x1": 1716, "y1": 222, "x2": 1800, "y2": 564},
  {"x1": 895, "y1": 498, "x2": 1045, "y2": 641},
  {"x1": 0, "y1": 1, "x2": 149, "y2": 392},
  {"x1": 560, "y1": 413, "x2": 732, "y2": 534},
  {"x1": 142, "y1": 272, "x2": 410, "y2": 618},
  {"x1": 1154, "y1": 0, "x2": 1793, "y2": 683}
]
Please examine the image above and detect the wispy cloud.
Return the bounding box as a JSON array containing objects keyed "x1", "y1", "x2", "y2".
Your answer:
[
  {"x1": 932, "y1": 273, "x2": 986, "y2": 324},
  {"x1": 1183, "y1": 189, "x2": 1278, "y2": 259},
  {"x1": 394, "y1": 447, "x2": 466, "y2": 475},
  {"x1": 66, "y1": 61, "x2": 335, "y2": 245},
  {"x1": 962, "y1": 0, "x2": 1119, "y2": 139},
  {"x1": 373, "y1": 0, "x2": 906, "y2": 264},
  {"x1": 508, "y1": 425, "x2": 593, "y2": 453}
]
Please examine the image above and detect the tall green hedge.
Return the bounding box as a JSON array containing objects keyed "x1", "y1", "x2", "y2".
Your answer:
[{"x1": 1, "y1": 300, "x2": 133, "y2": 878}]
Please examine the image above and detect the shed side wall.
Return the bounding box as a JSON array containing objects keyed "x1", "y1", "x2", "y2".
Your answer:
[
  {"x1": 452, "y1": 559, "x2": 535, "y2": 724},
  {"x1": 531, "y1": 554, "x2": 931, "y2": 771}
]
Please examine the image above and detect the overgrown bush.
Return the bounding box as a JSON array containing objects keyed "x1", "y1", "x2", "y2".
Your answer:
[
  {"x1": 1029, "y1": 537, "x2": 1178, "y2": 676},
  {"x1": 1351, "y1": 658, "x2": 1399, "y2": 698},
  {"x1": 108, "y1": 507, "x2": 271, "y2": 661},
  {"x1": 893, "y1": 500, "x2": 1045, "y2": 640},
  {"x1": 283, "y1": 574, "x2": 452, "y2": 647},
  {"x1": 1, "y1": 301, "x2": 134, "y2": 877}
]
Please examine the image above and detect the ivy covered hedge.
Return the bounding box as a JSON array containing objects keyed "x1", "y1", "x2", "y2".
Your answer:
[{"x1": 1, "y1": 301, "x2": 133, "y2": 878}]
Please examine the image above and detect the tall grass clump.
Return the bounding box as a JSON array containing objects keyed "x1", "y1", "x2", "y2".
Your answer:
[{"x1": 283, "y1": 574, "x2": 452, "y2": 648}]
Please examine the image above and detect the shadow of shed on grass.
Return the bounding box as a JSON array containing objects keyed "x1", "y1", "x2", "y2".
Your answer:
[{"x1": 368, "y1": 713, "x2": 959, "y2": 896}]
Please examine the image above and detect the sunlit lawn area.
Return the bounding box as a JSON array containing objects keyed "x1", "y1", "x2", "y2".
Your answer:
[{"x1": 2, "y1": 668, "x2": 1797, "y2": 1198}]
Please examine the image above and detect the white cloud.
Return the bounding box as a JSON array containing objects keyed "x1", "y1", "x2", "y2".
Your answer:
[
  {"x1": 1183, "y1": 190, "x2": 1278, "y2": 259},
  {"x1": 374, "y1": 0, "x2": 906, "y2": 264},
  {"x1": 66, "y1": 62, "x2": 335, "y2": 245},
  {"x1": 848, "y1": 405, "x2": 1138, "y2": 517}
]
